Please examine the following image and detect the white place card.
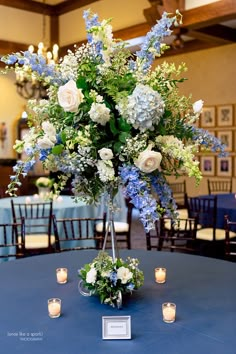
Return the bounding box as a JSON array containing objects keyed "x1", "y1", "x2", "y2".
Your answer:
[{"x1": 102, "y1": 316, "x2": 131, "y2": 340}]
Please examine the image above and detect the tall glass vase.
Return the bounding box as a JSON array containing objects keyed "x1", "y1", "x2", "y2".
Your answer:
[{"x1": 102, "y1": 188, "x2": 120, "y2": 262}]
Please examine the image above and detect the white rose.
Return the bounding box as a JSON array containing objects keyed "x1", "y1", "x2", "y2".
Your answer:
[
  {"x1": 193, "y1": 99, "x2": 204, "y2": 114},
  {"x1": 98, "y1": 148, "x2": 113, "y2": 160},
  {"x1": 57, "y1": 79, "x2": 84, "y2": 113},
  {"x1": 42, "y1": 121, "x2": 56, "y2": 136},
  {"x1": 117, "y1": 266, "x2": 133, "y2": 284},
  {"x1": 135, "y1": 149, "x2": 162, "y2": 173},
  {"x1": 37, "y1": 136, "x2": 55, "y2": 149},
  {"x1": 86, "y1": 268, "x2": 97, "y2": 285}
]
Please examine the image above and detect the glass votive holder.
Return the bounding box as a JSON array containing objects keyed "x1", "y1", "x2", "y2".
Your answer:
[
  {"x1": 155, "y1": 267, "x2": 166, "y2": 283},
  {"x1": 48, "y1": 298, "x2": 61, "y2": 318},
  {"x1": 56, "y1": 268, "x2": 68, "y2": 284},
  {"x1": 162, "y1": 302, "x2": 176, "y2": 323},
  {"x1": 25, "y1": 196, "x2": 31, "y2": 204}
]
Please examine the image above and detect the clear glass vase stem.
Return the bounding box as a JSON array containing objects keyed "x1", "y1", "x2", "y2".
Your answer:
[{"x1": 102, "y1": 193, "x2": 119, "y2": 261}]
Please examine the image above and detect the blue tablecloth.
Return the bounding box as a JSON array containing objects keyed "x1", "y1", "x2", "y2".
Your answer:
[
  {"x1": 0, "y1": 250, "x2": 236, "y2": 354},
  {"x1": 200, "y1": 193, "x2": 236, "y2": 228}
]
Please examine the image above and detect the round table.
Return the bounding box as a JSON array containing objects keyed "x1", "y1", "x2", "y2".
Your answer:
[
  {"x1": 200, "y1": 193, "x2": 236, "y2": 228},
  {"x1": 0, "y1": 250, "x2": 235, "y2": 354},
  {"x1": 0, "y1": 194, "x2": 127, "y2": 224}
]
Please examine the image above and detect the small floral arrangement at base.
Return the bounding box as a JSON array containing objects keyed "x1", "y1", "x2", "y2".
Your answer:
[
  {"x1": 78, "y1": 251, "x2": 144, "y2": 307},
  {"x1": 35, "y1": 177, "x2": 54, "y2": 188}
]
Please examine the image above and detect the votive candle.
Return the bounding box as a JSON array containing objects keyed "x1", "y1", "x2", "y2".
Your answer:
[
  {"x1": 48, "y1": 298, "x2": 61, "y2": 318},
  {"x1": 56, "y1": 268, "x2": 68, "y2": 284},
  {"x1": 162, "y1": 302, "x2": 176, "y2": 323},
  {"x1": 155, "y1": 267, "x2": 166, "y2": 283}
]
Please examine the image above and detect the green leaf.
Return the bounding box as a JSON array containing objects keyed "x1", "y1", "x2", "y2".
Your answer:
[
  {"x1": 51, "y1": 144, "x2": 64, "y2": 155},
  {"x1": 118, "y1": 117, "x2": 131, "y2": 132},
  {"x1": 109, "y1": 117, "x2": 119, "y2": 135},
  {"x1": 119, "y1": 131, "x2": 129, "y2": 143},
  {"x1": 76, "y1": 77, "x2": 88, "y2": 90},
  {"x1": 60, "y1": 131, "x2": 67, "y2": 144},
  {"x1": 113, "y1": 141, "x2": 122, "y2": 153}
]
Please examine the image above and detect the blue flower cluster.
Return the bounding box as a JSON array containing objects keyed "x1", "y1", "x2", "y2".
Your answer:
[
  {"x1": 119, "y1": 165, "x2": 161, "y2": 231},
  {"x1": 132, "y1": 11, "x2": 180, "y2": 72},
  {"x1": 191, "y1": 127, "x2": 227, "y2": 157},
  {"x1": 118, "y1": 84, "x2": 165, "y2": 131}
]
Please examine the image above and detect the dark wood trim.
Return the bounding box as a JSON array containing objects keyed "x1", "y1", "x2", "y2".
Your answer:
[
  {"x1": 180, "y1": 0, "x2": 236, "y2": 29},
  {"x1": 0, "y1": 0, "x2": 52, "y2": 15},
  {"x1": 50, "y1": 14, "x2": 59, "y2": 46},
  {"x1": 0, "y1": 0, "x2": 100, "y2": 15},
  {"x1": 54, "y1": 0, "x2": 101, "y2": 16}
]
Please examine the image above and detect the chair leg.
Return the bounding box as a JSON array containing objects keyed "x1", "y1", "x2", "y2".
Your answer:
[
  {"x1": 157, "y1": 237, "x2": 163, "y2": 251},
  {"x1": 146, "y1": 233, "x2": 151, "y2": 251}
]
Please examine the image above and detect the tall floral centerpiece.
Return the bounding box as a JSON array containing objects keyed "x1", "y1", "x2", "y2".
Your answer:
[{"x1": 1, "y1": 9, "x2": 226, "y2": 307}]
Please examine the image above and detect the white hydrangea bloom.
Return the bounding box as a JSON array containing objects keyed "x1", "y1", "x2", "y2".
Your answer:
[
  {"x1": 86, "y1": 267, "x2": 97, "y2": 284},
  {"x1": 155, "y1": 135, "x2": 201, "y2": 182},
  {"x1": 89, "y1": 102, "x2": 110, "y2": 126},
  {"x1": 97, "y1": 160, "x2": 115, "y2": 182},
  {"x1": 117, "y1": 266, "x2": 133, "y2": 284}
]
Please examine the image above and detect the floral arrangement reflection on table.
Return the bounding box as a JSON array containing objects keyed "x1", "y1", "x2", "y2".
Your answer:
[{"x1": 1, "y1": 9, "x2": 226, "y2": 307}]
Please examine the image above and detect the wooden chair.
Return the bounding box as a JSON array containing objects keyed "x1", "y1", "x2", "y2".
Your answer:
[
  {"x1": 95, "y1": 198, "x2": 134, "y2": 249},
  {"x1": 207, "y1": 179, "x2": 232, "y2": 194},
  {"x1": 169, "y1": 181, "x2": 188, "y2": 219},
  {"x1": 186, "y1": 195, "x2": 226, "y2": 241},
  {"x1": 52, "y1": 215, "x2": 106, "y2": 252},
  {"x1": 169, "y1": 180, "x2": 187, "y2": 208},
  {"x1": 0, "y1": 220, "x2": 25, "y2": 261},
  {"x1": 186, "y1": 195, "x2": 230, "y2": 257},
  {"x1": 224, "y1": 215, "x2": 236, "y2": 261},
  {"x1": 11, "y1": 200, "x2": 58, "y2": 256},
  {"x1": 146, "y1": 217, "x2": 198, "y2": 254}
]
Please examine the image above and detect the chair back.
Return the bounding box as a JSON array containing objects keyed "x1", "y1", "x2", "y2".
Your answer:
[
  {"x1": 0, "y1": 220, "x2": 25, "y2": 261},
  {"x1": 207, "y1": 179, "x2": 232, "y2": 194},
  {"x1": 146, "y1": 217, "x2": 198, "y2": 253},
  {"x1": 169, "y1": 181, "x2": 187, "y2": 208},
  {"x1": 224, "y1": 215, "x2": 236, "y2": 261},
  {"x1": 186, "y1": 195, "x2": 217, "y2": 241},
  {"x1": 11, "y1": 200, "x2": 56, "y2": 255},
  {"x1": 53, "y1": 216, "x2": 106, "y2": 252}
]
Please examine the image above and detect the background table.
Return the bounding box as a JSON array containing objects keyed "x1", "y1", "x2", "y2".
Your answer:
[
  {"x1": 200, "y1": 193, "x2": 236, "y2": 228},
  {"x1": 0, "y1": 194, "x2": 127, "y2": 224},
  {"x1": 0, "y1": 250, "x2": 235, "y2": 354},
  {"x1": 0, "y1": 194, "x2": 127, "y2": 255}
]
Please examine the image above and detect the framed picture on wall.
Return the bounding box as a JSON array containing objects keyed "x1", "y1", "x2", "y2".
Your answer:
[
  {"x1": 234, "y1": 157, "x2": 236, "y2": 177},
  {"x1": 200, "y1": 107, "x2": 215, "y2": 128},
  {"x1": 217, "y1": 131, "x2": 233, "y2": 152},
  {"x1": 217, "y1": 157, "x2": 232, "y2": 177},
  {"x1": 200, "y1": 156, "x2": 215, "y2": 176},
  {"x1": 217, "y1": 105, "x2": 233, "y2": 126}
]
